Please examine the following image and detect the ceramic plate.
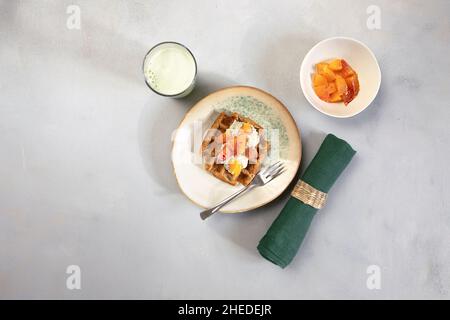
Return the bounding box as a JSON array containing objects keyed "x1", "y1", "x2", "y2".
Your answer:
[
  {"x1": 172, "y1": 86, "x2": 301, "y2": 213},
  {"x1": 300, "y1": 37, "x2": 381, "y2": 118}
]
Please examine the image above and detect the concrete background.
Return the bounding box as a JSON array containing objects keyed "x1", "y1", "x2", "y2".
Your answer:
[{"x1": 0, "y1": 0, "x2": 449, "y2": 299}]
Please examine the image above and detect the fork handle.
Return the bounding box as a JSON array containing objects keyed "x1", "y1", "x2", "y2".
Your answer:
[{"x1": 200, "y1": 184, "x2": 257, "y2": 220}]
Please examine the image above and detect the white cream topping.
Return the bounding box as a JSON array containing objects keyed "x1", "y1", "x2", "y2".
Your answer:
[
  {"x1": 227, "y1": 120, "x2": 242, "y2": 136},
  {"x1": 235, "y1": 155, "x2": 249, "y2": 169},
  {"x1": 246, "y1": 127, "x2": 260, "y2": 148}
]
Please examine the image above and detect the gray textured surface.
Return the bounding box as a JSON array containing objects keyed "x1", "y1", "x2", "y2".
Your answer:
[{"x1": 1, "y1": 0, "x2": 449, "y2": 299}]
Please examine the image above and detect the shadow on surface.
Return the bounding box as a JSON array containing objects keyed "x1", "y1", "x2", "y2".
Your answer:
[
  {"x1": 242, "y1": 30, "x2": 318, "y2": 104},
  {"x1": 206, "y1": 130, "x2": 327, "y2": 258},
  {"x1": 138, "y1": 72, "x2": 235, "y2": 194}
]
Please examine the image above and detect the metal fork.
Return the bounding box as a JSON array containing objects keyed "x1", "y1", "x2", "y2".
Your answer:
[{"x1": 200, "y1": 161, "x2": 285, "y2": 220}]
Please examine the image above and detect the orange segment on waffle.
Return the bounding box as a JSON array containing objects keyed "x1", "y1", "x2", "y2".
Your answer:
[
  {"x1": 241, "y1": 122, "x2": 253, "y2": 133},
  {"x1": 227, "y1": 158, "x2": 242, "y2": 178}
]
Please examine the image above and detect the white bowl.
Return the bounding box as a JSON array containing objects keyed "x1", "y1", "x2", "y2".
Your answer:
[{"x1": 300, "y1": 37, "x2": 381, "y2": 118}]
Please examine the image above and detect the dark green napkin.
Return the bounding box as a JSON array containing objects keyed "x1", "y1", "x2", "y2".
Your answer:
[{"x1": 257, "y1": 133, "x2": 356, "y2": 268}]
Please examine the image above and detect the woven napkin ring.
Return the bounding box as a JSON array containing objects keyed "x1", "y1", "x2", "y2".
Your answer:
[{"x1": 291, "y1": 180, "x2": 327, "y2": 209}]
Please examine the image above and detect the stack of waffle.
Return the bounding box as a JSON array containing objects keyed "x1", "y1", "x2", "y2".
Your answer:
[{"x1": 201, "y1": 112, "x2": 270, "y2": 186}]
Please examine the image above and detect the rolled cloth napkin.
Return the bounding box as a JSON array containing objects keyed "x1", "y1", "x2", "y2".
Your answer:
[{"x1": 257, "y1": 133, "x2": 356, "y2": 268}]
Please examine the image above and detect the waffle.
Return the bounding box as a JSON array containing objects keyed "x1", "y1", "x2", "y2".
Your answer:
[{"x1": 201, "y1": 112, "x2": 270, "y2": 186}]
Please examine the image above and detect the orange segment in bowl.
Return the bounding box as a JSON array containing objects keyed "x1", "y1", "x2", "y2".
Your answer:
[
  {"x1": 329, "y1": 91, "x2": 343, "y2": 102},
  {"x1": 316, "y1": 63, "x2": 328, "y2": 74},
  {"x1": 345, "y1": 75, "x2": 359, "y2": 96},
  {"x1": 312, "y1": 58, "x2": 360, "y2": 105},
  {"x1": 340, "y1": 59, "x2": 355, "y2": 78},
  {"x1": 319, "y1": 65, "x2": 336, "y2": 81},
  {"x1": 313, "y1": 73, "x2": 328, "y2": 87},
  {"x1": 314, "y1": 84, "x2": 331, "y2": 101},
  {"x1": 335, "y1": 76, "x2": 348, "y2": 95},
  {"x1": 327, "y1": 82, "x2": 337, "y2": 94},
  {"x1": 328, "y1": 59, "x2": 343, "y2": 71}
]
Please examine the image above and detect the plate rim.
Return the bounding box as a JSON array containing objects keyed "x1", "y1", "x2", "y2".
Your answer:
[
  {"x1": 171, "y1": 85, "x2": 302, "y2": 213},
  {"x1": 299, "y1": 36, "x2": 382, "y2": 118}
]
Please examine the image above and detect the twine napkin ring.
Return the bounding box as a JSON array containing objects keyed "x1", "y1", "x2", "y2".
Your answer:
[{"x1": 291, "y1": 180, "x2": 327, "y2": 209}]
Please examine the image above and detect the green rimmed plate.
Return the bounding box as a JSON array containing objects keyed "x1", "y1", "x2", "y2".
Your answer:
[{"x1": 172, "y1": 86, "x2": 301, "y2": 213}]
